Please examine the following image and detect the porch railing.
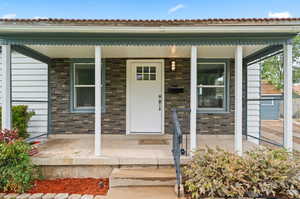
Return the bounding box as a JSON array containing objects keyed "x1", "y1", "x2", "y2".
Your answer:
[{"x1": 171, "y1": 107, "x2": 190, "y2": 197}]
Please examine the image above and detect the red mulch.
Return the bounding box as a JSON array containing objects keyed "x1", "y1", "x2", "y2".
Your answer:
[{"x1": 28, "y1": 178, "x2": 109, "y2": 195}]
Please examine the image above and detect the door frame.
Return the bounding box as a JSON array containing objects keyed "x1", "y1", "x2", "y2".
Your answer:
[{"x1": 126, "y1": 59, "x2": 165, "y2": 135}]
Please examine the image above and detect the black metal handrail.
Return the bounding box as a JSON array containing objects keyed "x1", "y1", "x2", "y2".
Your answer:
[
  {"x1": 171, "y1": 107, "x2": 190, "y2": 197},
  {"x1": 25, "y1": 133, "x2": 48, "y2": 142}
]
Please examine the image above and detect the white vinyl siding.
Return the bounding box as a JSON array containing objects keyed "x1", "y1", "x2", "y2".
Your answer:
[
  {"x1": 0, "y1": 51, "x2": 48, "y2": 138},
  {"x1": 247, "y1": 63, "x2": 260, "y2": 144}
]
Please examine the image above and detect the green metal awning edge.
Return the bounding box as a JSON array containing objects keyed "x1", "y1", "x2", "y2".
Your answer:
[{"x1": 0, "y1": 32, "x2": 296, "y2": 46}]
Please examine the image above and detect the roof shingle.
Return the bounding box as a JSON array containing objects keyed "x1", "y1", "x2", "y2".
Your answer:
[{"x1": 0, "y1": 17, "x2": 300, "y2": 25}]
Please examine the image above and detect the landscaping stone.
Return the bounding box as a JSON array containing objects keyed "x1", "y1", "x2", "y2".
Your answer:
[
  {"x1": 0, "y1": 193, "x2": 6, "y2": 199},
  {"x1": 16, "y1": 194, "x2": 32, "y2": 199},
  {"x1": 29, "y1": 193, "x2": 44, "y2": 199},
  {"x1": 4, "y1": 193, "x2": 19, "y2": 199},
  {"x1": 93, "y1": 195, "x2": 107, "y2": 199},
  {"x1": 54, "y1": 194, "x2": 68, "y2": 199},
  {"x1": 80, "y1": 195, "x2": 93, "y2": 199},
  {"x1": 68, "y1": 194, "x2": 81, "y2": 199},
  {"x1": 42, "y1": 194, "x2": 56, "y2": 199}
]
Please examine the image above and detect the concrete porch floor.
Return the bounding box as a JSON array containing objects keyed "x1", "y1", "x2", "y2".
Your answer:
[{"x1": 32, "y1": 134, "x2": 257, "y2": 166}]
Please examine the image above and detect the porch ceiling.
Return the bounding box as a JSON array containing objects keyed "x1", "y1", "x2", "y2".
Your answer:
[{"x1": 26, "y1": 45, "x2": 266, "y2": 59}]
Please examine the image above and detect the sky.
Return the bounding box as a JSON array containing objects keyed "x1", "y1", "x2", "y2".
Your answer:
[{"x1": 0, "y1": 0, "x2": 300, "y2": 20}]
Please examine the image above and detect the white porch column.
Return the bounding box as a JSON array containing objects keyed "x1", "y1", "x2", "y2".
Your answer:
[
  {"x1": 283, "y1": 43, "x2": 293, "y2": 152},
  {"x1": 1, "y1": 45, "x2": 12, "y2": 130},
  {"x1": 234, "y1": 46, "x2": 243, "y2": 156},
  {"x1": 95, "y1": 46, "x2": 102, "y2": 156},
  {"x1": 190, "y1": 46, "x2": 197, "y2": 153}
]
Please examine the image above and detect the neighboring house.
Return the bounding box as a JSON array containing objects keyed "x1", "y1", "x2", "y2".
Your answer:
[
  {"x1": 260, "y1": 81, "x2": 282, "y2": 120},
  {"x1": 259, "y1": 82, "x2": 300, "y2": 120},
  {"x1": 292, "y1": 84, "x2": 300, "y2": 119},
  {"x1": 293, "y1": 84, "x2": 300, "y2": 96},
  {"x1": 0, "y1": 18, "x2": 299, "y2": 156},
  {"x1": 258, "y1": 57, "x2": 300, "y2": 121},
  {"x1": 0, "y1": 51, "x2": 48, "y2": 138}
]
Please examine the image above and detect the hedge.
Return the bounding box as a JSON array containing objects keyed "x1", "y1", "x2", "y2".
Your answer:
[{"x1": 0, "y1": 105, "x2": 35, "y2": 139}]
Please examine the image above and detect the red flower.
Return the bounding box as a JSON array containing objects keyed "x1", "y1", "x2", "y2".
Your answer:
[{"x1": 0, "y1": 129, "x2": 19, "y2": 144}]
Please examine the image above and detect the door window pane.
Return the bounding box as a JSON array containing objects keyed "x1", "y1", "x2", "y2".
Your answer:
[
  {"x1": 143, "y1": 66, "x2": 150, "y2": 73},
  {"x1": 137, "y1": 67, "x2": 143, "y2": 73},
  {"x1": 150, "y1": 67, "x2": 156, "y2": 73},
  {"x1": 137, "y1": 73, "x2": 143, "y2": 80},
  {"x1": 136, "y1": 66, "x2": 156, "y2": 80},
  {"x1": 150, "y1": 74, "x2": 156, "y2": 80},
  {"x1": 143, "y1": 74, "x2": 149, "y2": 80}
]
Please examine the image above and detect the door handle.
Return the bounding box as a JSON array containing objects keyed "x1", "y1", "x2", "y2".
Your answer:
[{"x1": 158, "y1": 94, "x2": 162, "y2": 111}]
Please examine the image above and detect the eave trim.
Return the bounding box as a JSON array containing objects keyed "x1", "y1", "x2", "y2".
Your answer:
[{"x1": 0, "y1": 33, "x2": 296, "y2": 46}]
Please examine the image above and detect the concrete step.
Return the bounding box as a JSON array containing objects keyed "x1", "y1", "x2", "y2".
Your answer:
[
  {"x1": 106, "y1": 186, "x2": 182, "y2": 199},
  {"x1": 109, "y1": 168, "x2": 176, "y2": 188}
]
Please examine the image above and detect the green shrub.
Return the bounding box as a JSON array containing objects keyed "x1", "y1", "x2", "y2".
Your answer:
[
  {"x1": 0, "y1": 129, "x2": 40, "y2": 193},
  {"x1": 0, "y1": 105, "x2": 35, "y2": 139},
  {"x1": 183, "y1": 147, "x2": 300, "y2": 198}
]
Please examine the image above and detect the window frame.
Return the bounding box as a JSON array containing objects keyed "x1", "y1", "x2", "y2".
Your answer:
[
  {"x1": 197, "y1": 59, "x2": 230, "y2": 113},
  {"x1": 70, "y1": 61, "x2": 105, "y2": 113},
  {"x1": 136, "y1": 66, "x2": 157, "y2": 81}
]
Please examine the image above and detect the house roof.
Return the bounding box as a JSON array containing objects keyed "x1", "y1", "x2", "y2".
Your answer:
[
  {"x1": 0, "y1": 17, "x2": 300, "y2": 26},
  {"x1": 0, "y1": 18, "x2": 299, "y2": 46}
]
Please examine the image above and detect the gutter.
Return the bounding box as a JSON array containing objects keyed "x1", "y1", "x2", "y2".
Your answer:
[{"x1": 0, "y1": 25, "x2": 300, "y2": 33}]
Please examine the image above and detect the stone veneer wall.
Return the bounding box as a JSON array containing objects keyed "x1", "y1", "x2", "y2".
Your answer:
[
  {"x1": 50, "y1": 58, "x2": 235, "y2": 134},
  {"x1": 165, "y1": 59, "x2": 235, "y2": 134},
  {"x1": 50, "y1": 61, "x2": 94, "y2": 134}
]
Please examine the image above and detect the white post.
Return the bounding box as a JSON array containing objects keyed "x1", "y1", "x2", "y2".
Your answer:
[
  {"x1": 95, "y1": 46, "x2": 102, "y2": 156},
  {"x1": 235, "y1": 46, "x2": 243, "y2": 156},
  {"x1": 190, "y1": 46, "x2": 197, "y2": 153},
  {"x1": 1, "y1": 45, "x2": 12, "y2": 130},
  {"x1": 283, "y1": 43, "x2": 293, "y2": 152}
]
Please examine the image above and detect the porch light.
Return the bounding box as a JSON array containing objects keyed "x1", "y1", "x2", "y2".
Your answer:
[{"x1": 171, "y1": 60, "x2": 176, "y2": 71}]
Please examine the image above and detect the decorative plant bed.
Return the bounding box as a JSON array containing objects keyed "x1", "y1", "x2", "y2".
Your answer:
[
  {"x1": 27, "y1": 178, "x2": 109, "y2": 195},
  {"x1": 183, "y1": 190, "x2": 292, "y2": 199},
  {"x1": 182, "y1": 148, "x2": 300, "y2": 199}
]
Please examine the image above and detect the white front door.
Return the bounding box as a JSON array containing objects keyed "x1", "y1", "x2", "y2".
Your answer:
[{"x1": 127, "y1": 60, "x2": 164, "y2": 134}]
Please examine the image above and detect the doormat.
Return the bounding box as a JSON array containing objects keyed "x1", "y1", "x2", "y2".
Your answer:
[{"x1": 139, "y1": 139, "x2": 169, "y2": 145}]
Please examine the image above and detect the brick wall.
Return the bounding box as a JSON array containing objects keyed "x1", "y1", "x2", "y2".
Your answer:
[{"x1": 50, "y1": 58, "x2": 235, "y2": 135}]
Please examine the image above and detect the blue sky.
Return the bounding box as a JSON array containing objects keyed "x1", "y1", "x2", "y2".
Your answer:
[{"x1": 0, "y1": 0, "x2": 300, "y2": 19}]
